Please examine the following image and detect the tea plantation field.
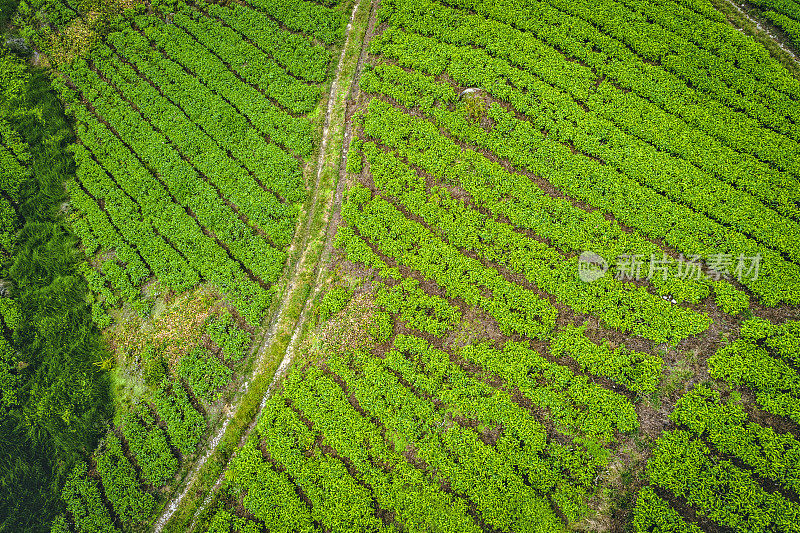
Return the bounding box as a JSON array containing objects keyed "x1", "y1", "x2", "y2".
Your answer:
[{"x1": 1, "y1": 0, "x2": 798, "y2": 531}]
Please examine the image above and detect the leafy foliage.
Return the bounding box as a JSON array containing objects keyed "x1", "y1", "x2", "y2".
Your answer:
[
  {"x1": 748, "y1": 0, "x2": 800, "y2": 48},
  {"x1": 671, "y1": 385, "x2": 800, "y2": 497},
  {"x1": 709, "y1": 335, "x2": 800, "y2": 425},
  {"x1": 95, "y1": 433, "x2": 155, "y2": 525},
  {"x1": 205, "y1": 310, "x2": 250, "y2": 364},
  {"x1": 225, "y1": 442, "x2": 316, "y2": 533},
  {"x1": 551, "y1": 324, "x2": 663, "y2": 394},
  {"x1": 239, "y1": 331, "x2": 620, "y2": 530},
  {"x1": 203, "y1": 509, "x2": 261, "y2": 533},
  {"x1": 375, "y1": 278, "x2": 461, "y2": 337},
  {"x1": 245, "y1": 0, "x2": 346, "y2": 44},
  {"x1": 154, "y1": 378, "x2": 206, "y2": 457},
  {"x1": 120, "y1": 411, "x2": 178, "y2": 488},
  {"x1": 340, "y1": 184, "x2": 558, "y2": 339},
  {"x1": 367, "y1": 310, "x2": 393, "y2": 343},
  {"x1": 178, "y1": 347, "x2": 233, "y2": 403},
  {"x1": 60, "y1": 462, "x2": 118, "y2": 533},
  {"x1": 318, "y1": 286, "x2": 353, "y2": 321},
  {"x1": 6, "y1": 0, "x2": 800, "y2": 530},
  {"x1": 632, "y1": 487, "x2": 702, "y2": 533},
  {"x1": 49, "y1": 2, "x2": 339, "y2": 330},
  {"x1": 354, "y1": 99, "x2": 713, "y2": 343},
  {"x1": 0, "y1": 47, "x2": 110, "y2": 532},
  {"x1": 646, "y1": 430, "x2": 800, "y2": 531},
  {"x1": 367, "y1": 14, "x2": 800, "y2": 307}
]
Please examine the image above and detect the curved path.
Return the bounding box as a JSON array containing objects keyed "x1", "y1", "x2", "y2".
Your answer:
[{"x1": 151, "y1": 2, "x2": 364, "y2": 530}]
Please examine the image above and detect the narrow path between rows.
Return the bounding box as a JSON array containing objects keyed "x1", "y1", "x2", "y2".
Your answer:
[
  {"x1": 151, "y1": 2, "x2": 363, "y2": 530},
  {"x1": 724, "y1": 0, "x2": 799, "y2": 62}
]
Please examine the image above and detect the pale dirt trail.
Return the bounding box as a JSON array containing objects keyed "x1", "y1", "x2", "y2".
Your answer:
[
  {"x1": 724, "y1": 0, "x2": 799, "y2": 61},
  {"x1": 151, "y1": 3, "x2": 362, "y2": 530}
]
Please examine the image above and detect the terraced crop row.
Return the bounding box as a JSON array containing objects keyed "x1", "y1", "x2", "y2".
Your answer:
[
  {"x1": 47, "y1": 0, "x2": 347, "y2": 529},
  {"x1": 56, "y1": 310, "x2": 254, "y2": 531},
  {"x1": 54, "y1": 0, "x2": 341, "y2": 328},
  {"x1": 226, "y1": 331, "x2": 632, "y2": 531},
  {"x1": 360, "y1": 27, "x2": 800, "y2": 305},
  {"x1": 634, "y1": 386, "x2": 800, "y2": 532},
  {"x1": 27, "y1": 0, "x2": 800, "y2": 530},
  {"x1": 289, "y1": 1, "x2": 800, "y2": 531}
]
